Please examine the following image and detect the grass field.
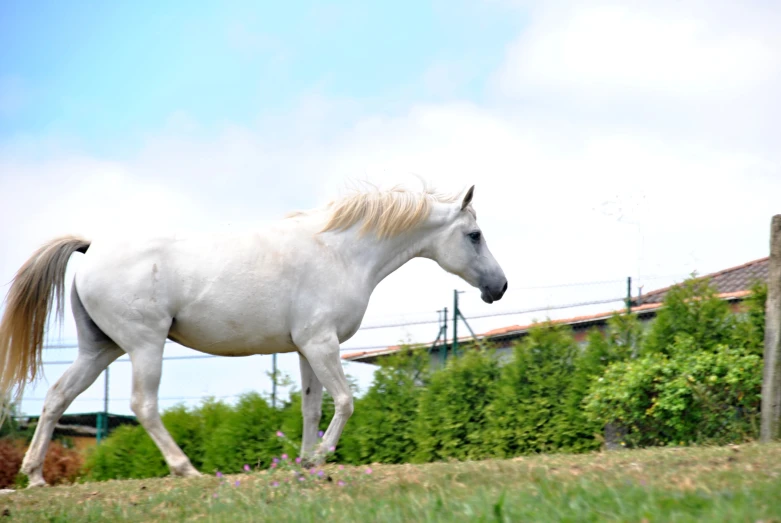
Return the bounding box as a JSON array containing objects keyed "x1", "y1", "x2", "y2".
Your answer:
[{"x1": 2, "y1": 442, "x2": 781, "y2": 522}]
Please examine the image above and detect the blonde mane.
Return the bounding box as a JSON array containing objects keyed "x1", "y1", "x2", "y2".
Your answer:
[{"x1": 290, "y1": 184, "x2": 462, "y2": 239}]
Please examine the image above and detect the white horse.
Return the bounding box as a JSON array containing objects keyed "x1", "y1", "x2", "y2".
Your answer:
[{"x1": 0, "y1": 184, "x2": 507, "y2": 487}]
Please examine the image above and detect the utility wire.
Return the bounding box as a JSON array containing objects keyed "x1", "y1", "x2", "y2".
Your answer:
[
  {"x1": 450, "y1": 273, "x2": 690, "y2": 294},
  {"x1": 459, "y1": 296, "x2": 624, "y2": 321},
  {"x1": 335, "y1": 296, "x2": 624, "y2": 329}
]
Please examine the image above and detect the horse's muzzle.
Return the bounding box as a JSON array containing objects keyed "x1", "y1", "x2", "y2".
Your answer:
[{"x1": 480, "y1": 279, "x2": 508, "y2": 304}]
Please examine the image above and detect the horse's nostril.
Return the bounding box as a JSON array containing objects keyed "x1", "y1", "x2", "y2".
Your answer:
[{"x1": 502, "y1": 281, "x2": 508, "y2": 294}]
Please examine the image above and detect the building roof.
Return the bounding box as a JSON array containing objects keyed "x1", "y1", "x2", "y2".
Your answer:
[
  {"x1": 632, "y1": 257, "x2": 768, "y2": 306},
  {"x1": 477, "y1": 301, "x2": 664, "y2": 340}
]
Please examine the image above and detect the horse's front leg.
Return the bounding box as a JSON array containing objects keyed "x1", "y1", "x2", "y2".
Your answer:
[
  {"x1": 298, "y1": 353, "x2": 324, "y2": 465},
  {"x1": 295, "y1": 331, "x2": 353, "y2": 467}
]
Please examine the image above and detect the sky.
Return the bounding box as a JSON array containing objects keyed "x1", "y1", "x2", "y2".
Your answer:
[{"x1": 1, "y1": 0, "x2": 780, "y2": 418}]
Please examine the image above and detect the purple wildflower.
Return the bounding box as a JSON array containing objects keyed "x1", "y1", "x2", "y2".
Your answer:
[
  {"x1": 281, "y1": 454, "x2": 288, "y2": 460},
  {"x1": 270, "y1": 462, "x2": 277, "y2": 469},
  {"x1": 366, "y1": 467, "x2": 373, "y2": 475},
  {"x1": 318, "y1": 430, "x2": 324, "y2": 438},
  {"x1": 213, "y1": 493, "x2": 219, "y2": 499},
  {"x1": 298, "y1": 477, "x2": 305, "y2": 482},
  {"x1": 295, "y1": 457, "x2": 302, "y2": 464},
  {"x1": 338, "y1": 465, "x2": 344, "y2": 470},
  {"x1": 276, "y1": 431, "x2": 285, "y2": 438},
  {"x1": 338, "y1": 480, "x2": 346, "y2": 487},
  {"x1": 318, "y1": 470, "x2": 325, "y2": 477},
  {"x1": 309, "y1": 468, "x2": 317, "y2": 475},
  {"x1": 273, "y1": 457, "x2": 279, "y2": 464},
  {"x1": 271, "y1": 481, "x2": 279, "y2": 487},
  {"x1": 234, "y1": 480, "x2": 240, "y2": 487},
  {"x1": 243, "y1": 464, "x2": 250, "y2": 472},
  {"x1": 216, "y1": 471, "x2": 223, "y2": 478},
  {"x1": 329, "y1": 446, "x2": 336, "y2": 452}
]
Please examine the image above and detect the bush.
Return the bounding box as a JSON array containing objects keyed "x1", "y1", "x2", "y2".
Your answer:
[
  {"x1": 485, "y1": 322, "x2": 590, "y2": 456},
  {"x1": 735, "y1": 281, "x2": 767, "y2": 356},
  {"x1": 84, "y1": 424, "x2": 168, "y2": 481},
  {"x1": 87, "y1": 393, "x2": 288, "y2": 480},
  {"x1": 583, "y1": 339, "x2": 762, "y2": 447},
  {"x1": 339, "y1": 347, "x2": 428, "y2": 464},
  {"x1": 641, "y1": 277, "x2": 736, "y2": 356},
  {"x1": 0, "y1": 438, "x2": 23, "y2": 488},
  {"x1": 584, "y1": 278, "x2": 766, "y2": 448},
  {"x1": 200, "y1": 392, "x2": 284, "y2": 474},
  {"x1": 413, "y1": 348, "x2": 500, "y2": 462},
  {"x1": 0, "y1": 438, "x2": 84, "y2": 487},
  {"x1": 43, "y1": 440, "x2": 84, "y2": 485}
]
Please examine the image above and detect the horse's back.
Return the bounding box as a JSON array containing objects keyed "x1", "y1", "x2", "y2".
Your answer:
[{"x1": 73, "y1": 226, "x2": 321, "y2": 355}]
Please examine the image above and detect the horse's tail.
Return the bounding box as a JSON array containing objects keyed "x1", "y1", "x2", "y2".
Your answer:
[{"x1": 0, "y1": 236, "x2": 91, "y2": 427}]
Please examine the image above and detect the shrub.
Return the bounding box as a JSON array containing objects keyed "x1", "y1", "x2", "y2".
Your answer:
[
  {"x1": 735, "y1": 281, "x2": 767, "y2": 356},
  {"x1": 84, "y1": 424, "x2": 168, "y2": 481},
  {"x1": 485, "y1": 322, "x2": 590, "y2": 456},
  {"x1": 0, "y1": 438, "x2": 84, "y2": 487},
  {"x1": 339, "y1": 347, "x2": 428, "y2": 464},
  {"x1": 583, "y1": 276, "x2": 767, "y2": 448},
  {"x1": 641, "y1": 277, "x2": 736, "y2": 356},
  {"x1": 42, "y1": 440, "x2": 84, "y2": 485},
  {"x1": 413, "y1": 348, "x2": 500, "y2": 463},
  {"x1": 0, "y1": 438, "x2": 23, "y2": 488},
  {"x1": 195, "y1": 392, "x2": 285, "y2": 474},
  {"x1": 583, "y1": 338, "x2": 762, "y2": 447}
]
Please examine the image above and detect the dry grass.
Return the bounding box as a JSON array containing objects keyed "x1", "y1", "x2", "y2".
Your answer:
[{"x1": 2, "y1": 442, "x2": 781, "y2": 522}]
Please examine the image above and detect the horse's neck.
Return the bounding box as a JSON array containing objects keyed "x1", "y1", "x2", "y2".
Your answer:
[
  {"x1": 360, "y1": 234, "x2": 428, "y2": 288},
  {"x1": 333, "y1": 215, "x2": 447, "y2": 291}
]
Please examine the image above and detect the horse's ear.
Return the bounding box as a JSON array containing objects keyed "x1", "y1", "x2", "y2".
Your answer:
[{"x1": 461, "y1": 185, "x2": 475, "y2": 210}]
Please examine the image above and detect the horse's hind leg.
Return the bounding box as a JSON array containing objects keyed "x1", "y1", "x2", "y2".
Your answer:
[
  {"x1": 21, "y1": 283, "x2": 124, "y2": 487},
  {"x1": 77, "y1": 289, "x2": 200, "y2": 478},
  {"x1": 125, "y1": 339, "x2": 201, "y2": 478}
]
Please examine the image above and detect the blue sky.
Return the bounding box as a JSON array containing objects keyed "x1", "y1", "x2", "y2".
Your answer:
[{"x1": 1, "y1": 1, "x2": 520, "y2": 155}]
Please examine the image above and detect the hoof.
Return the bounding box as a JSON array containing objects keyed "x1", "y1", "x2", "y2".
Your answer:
[
  {"x1": 301, "y1": 456, "x2": 325, "y2": 469},
  {"x1": 26, "y1": 479, "x2": 48, "y2": 489},
  {"x1": 172, "y1": 463, "x2": 202, "y2": 478}
]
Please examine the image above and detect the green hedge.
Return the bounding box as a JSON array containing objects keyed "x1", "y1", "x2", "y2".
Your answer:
[{"x1": 414, "y1": 348, "x2": 500, "y2": 462}]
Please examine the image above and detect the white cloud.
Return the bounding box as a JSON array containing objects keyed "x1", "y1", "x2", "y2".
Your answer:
[
  {"x1": 498, "y1": 2, "x2": 779, "y2": 100},
  {"x1": 493, "y1": 0, "x2": 781, "y2": 158}
]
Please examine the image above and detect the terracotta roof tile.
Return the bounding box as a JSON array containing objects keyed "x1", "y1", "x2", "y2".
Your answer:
[{"x1": 632, "y1": 257, "x2": 768, "y2": 306}]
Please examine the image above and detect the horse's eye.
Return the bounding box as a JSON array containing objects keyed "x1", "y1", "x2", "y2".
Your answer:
[{"x1": 468, "y1": 231, "x2": 481, "y2": 243}]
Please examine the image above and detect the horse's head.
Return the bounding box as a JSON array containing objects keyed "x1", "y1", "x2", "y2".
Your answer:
[{"x1": 427, "y1": 186, "x2": 508, "y2": 304}]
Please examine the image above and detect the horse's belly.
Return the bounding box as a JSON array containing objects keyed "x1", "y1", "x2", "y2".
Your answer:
[{"x1": 166, "y1": 313, "x2": 297, "y2": 356}]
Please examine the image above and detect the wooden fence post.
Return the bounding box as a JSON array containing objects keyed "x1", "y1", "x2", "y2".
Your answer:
[{"x1": 761, "y1": 215, "x2": 781, "y2": 442}]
